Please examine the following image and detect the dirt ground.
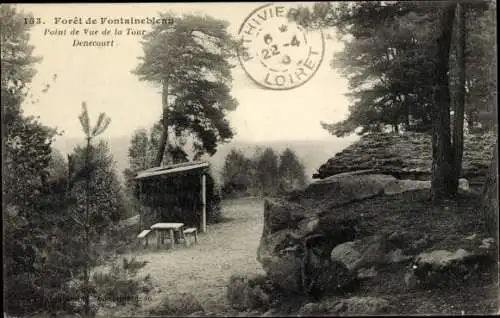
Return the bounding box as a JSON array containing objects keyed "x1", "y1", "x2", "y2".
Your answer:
[
  {"x1": 102, "y1": 197, "x2": 266, "y2": 317},
  {"x1": 100, "y1": 193, "x2": 499, "y2": 317}
]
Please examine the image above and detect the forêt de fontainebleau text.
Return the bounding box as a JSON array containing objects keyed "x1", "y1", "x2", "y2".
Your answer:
[{"x1": 28, "y1": 16, "x2": 174, "y2": 48}]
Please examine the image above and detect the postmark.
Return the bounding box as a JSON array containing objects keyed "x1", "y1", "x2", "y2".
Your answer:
[{"x1": 237, "y1": 3, "x2": 325, "y2": 90}]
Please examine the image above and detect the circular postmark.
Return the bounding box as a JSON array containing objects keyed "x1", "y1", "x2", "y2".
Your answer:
[{"x1": 237, "y1": 3, "x2": 325, "y2": 90}]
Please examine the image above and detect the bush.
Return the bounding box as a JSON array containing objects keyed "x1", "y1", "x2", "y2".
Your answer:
[
  {"x1": 149, "y1": 292, "x2": 204, "y2": 316},
  {"x1": 227, "y1": 274, "x2": 272, "y2": 311},
  {"x1": 89, "y1": 257, "x2": 152, "y2": 309}
]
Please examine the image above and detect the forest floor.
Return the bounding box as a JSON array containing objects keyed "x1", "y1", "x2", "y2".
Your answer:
[
  {"x1": 99, "y1": 192, "x2": 498, "y2": 317},
  {"x1": 99, "y1": 197, "x2": 267, "y2": 317},
  {"x1": 275, "y1": 190, "x2": 499, "y2": 316}
]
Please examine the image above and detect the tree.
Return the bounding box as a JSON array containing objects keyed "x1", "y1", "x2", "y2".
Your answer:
[
  {"x1": 290, "y1": 1, "x2": 494, "y2": 201},
  {"x1": 278, "y1": 148, "x2": 307, "y2": 192},
  {"x1": 451, "y1": 2, "x2": 467, "y2": 195},
  {"x1": 2, "y1": 5, "x2": 66, "y2": 315},
  {"x1": 71, "y1": 102, "x2": 112, "y2": 317},
  {"x1": 1, "y1": 4, "x2": 41, "y2": 128},
  {"x1": 462, "y1": 3, "x2": 496, "y2": 131},
  {"x1": 292, "y1": 2, "x2": 493, "y2": 138},
  {"x1": 255, "y1": 147, "x2": 279, "y2": 196},
  {"x1": 429, "y1": 2, "x2": 456, "y2": 201},
  {"x1": 480, "y1": 141, "x2": 498, "y2": 239},
  {"x1": 221, "y1": 148, "x2": 255, "y2": 196},
  {"x1": 128, "y1": 128, "x2": 152, "y2": 172},
  {"x1": 133, "y1": 13, "x2": 239, "y2": 166},
  {"x1": 291, "y1": 2, "x2": 437, "y2": 136}
]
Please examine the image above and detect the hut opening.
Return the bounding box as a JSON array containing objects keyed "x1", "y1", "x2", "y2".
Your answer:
[{"x1": 134, "y1": 161, "x2": 216, "y2": 232}]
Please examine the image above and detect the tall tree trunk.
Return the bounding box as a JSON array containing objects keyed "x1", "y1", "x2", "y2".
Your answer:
[
  {"x1": 154, "y1": 80, "x2": 169, "y2": 167},
  {"x1": 451, "y1": 2, "x2": 466, "y2": 196},
  {"x1": 480, "y1": 142, "x2": 498, "y2": 239},
  {"x1": 431, "y1": 3, "x2": 456, "y2": 202}
]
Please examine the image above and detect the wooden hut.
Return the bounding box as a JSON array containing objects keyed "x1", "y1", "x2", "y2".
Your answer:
[{"x1": 134, "y1": 161, "x2": 210, "y2": 233}]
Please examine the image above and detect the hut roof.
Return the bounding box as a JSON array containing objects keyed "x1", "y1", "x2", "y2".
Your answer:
[{"x1": 135, "y1": 161, "x2": 209, "y2": 180}]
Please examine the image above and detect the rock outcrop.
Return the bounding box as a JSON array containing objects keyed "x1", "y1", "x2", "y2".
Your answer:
[
  {"x1": 257, "y1": 172, "x2": 447, "y2": 296},
  {"x1": 330, "y1": 235, "x2": 413, "y2": 278},
  {"x1": 313, "y1": 132, "x2": 496, "y2": 185}
]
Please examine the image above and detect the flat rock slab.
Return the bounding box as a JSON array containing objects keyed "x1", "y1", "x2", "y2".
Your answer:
[{"x1": 407, "y1": 243, "x2": 496, "y2": 289}]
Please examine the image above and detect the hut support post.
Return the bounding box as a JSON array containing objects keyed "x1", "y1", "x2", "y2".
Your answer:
[
  {"x1": 138, "y1": 181, "x2": 143, "y2": 231},
  {"x1": 201, "y1": 173, "x2": 206, "y2": 233}
]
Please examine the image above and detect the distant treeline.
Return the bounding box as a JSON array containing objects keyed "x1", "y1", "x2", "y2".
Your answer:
[{"x1": 221, "y1": 147, "x2": 307, "y2": 197}]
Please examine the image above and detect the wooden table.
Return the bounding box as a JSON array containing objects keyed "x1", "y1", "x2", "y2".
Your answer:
[{"x1": 150, "y1": 223, "x2": 184, "y2": 249}]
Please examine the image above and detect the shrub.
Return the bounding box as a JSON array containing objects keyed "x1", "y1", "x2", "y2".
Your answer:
[
  {"x1": 89, "y1": 257, "x2": 152, "y2": 308},
  {"x1": 149, "y1": 292, "x2": 204, "y2": 316},
  {"x1": 227, "y1": 274, "x2": 271, "y2": 311}
]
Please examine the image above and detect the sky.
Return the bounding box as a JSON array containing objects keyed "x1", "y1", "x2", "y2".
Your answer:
[{"x1": 18, "y1": 3, "x2": 351, "y2": 143}]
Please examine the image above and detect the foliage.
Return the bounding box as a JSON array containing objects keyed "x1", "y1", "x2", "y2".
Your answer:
[
  {"x1": 1, "y1": 4, "x2": 41, "y2": 126},
  {"x1": 70, "y1": 139, "x2": 125, "y2": 234},
  {"x1": 133, "y1": 13, "x2": 239, "y2": 165},
  {"x1": 461, "y1": 3, "x2": 497, "y2": 131},
  {"x1": 289, "y1": 2, "x2": 433, "y2": 135},
  {"x1": 149, "y1": 292, "x2": 204, "y2": 316},
  {"x1": 3, "y1": 5, "x2": 146, "y2": 316},
  {"x1": 278, "y1": 148, "x2": 307, "y2": 193},
  {"x1": 91, "y1": 257, "x2": 152, "y2": 307},
  {"x1": 227, "y1": 274, "x2": 272, "y2": 310},
  {"x1": 221, "y1": 147, "x2": 307, "y2": 197},
  {"x1": 290, "y1": 1, "x2": 495, "y2": 200},
  {"x1": 125, "y1": 123, "x2": 192, "y2": 182},
  {"x1": 289, "y1": 2, "x2": 495, "y2": 136},
  {"x1": 71, "y1": 103, "x2": 119, "y2": 316},
  {"x1": 255, "y1": 148, "x2": 279, "y2": 196},
  {"x1": 2, "y1": 5, "x2": 70, "y2": 315},
  {"x1": 221, "y1": 148, "x2": 256, "y2": 196},
  {"x1": 64, "y1": 257, "x2": 151, "y2": 316}
]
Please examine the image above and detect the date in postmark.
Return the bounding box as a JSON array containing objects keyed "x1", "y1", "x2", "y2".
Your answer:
[{"x1": 237, "y1": 3, "x2": 325, "y2": 90}]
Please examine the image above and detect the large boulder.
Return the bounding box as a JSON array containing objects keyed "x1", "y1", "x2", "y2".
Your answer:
[
  {"x1": 257, "y1": 171, "x2": 473, "y2": 296},
  {"x1": 257, "y1": 172, "x2": 403, "y2": 296},
  {"x1": 313, "y1": 132, "x2": 496, "y2": 185},
  {"x1": 383, "y1": 178, "x2": 470, "y2": 195},
  {"x1": 301, "y1": 171, "x2": 396, "y2": 204},
  {"x1": 330, "y1": 234, "x2": 414, "y2": 279}
]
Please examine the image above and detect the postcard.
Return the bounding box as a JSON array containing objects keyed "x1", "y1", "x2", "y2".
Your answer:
[{"x1": 2, "y1": 2, "x2": 498, "y2": 317}]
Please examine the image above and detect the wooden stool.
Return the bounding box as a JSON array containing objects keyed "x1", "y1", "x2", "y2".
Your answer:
[{"x1": 183, "y1": 227, "x2": 198, "y2": 246}]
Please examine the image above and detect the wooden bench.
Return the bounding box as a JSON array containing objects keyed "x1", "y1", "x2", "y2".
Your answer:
[
  {"x1": 137, "y1": 229, "x2": 152, "y2": 248},
  {"x1": 183, "y1": 227, "x2": 198, "y2": 246}
]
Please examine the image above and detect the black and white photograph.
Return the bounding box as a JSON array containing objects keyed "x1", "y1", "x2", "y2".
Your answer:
[{"x1": 2, "y1": 1, "x2": 498, "y2": 317}]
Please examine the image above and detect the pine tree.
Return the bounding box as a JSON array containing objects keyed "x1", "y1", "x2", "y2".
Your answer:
[{"x1": 133, "y1": 13, "x2": 239, "y2": 166}]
